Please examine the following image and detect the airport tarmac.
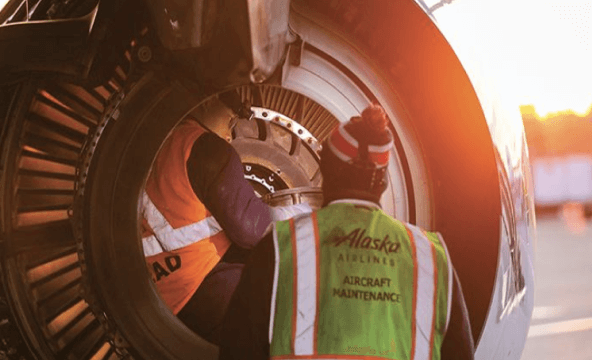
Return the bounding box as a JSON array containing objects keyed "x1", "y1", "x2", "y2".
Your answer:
[{"x1": 521, "y1": 207, "x2": 592, "y2": 360}]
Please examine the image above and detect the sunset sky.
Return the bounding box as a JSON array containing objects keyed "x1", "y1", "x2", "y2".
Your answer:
[
  {"x1": 1, "y1": 0, "x2": 590, "y2": 117},
  {"x1": 434, "y1": 0, "x2": 592, "y2": 117}
]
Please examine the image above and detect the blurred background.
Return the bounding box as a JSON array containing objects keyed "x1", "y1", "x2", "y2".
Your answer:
[
  {"x1": 434, "y1": 0, "x2": 592, "y2": 358},
  {"x1": 520, "y1": 107, "x2": 592, "y2": 360}
]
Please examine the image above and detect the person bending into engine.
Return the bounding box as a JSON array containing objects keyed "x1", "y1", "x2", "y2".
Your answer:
[
  {"x1": 219, "y1": 104, "x2": 475, "y2": 359},
  {"x1": 141, "y1": 91, "x2": 270, "y2": 345}
]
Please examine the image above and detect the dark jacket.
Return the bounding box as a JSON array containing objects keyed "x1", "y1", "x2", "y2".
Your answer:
[{"x1": 187, "y1": 131, "x2": 272, "y2": 249}]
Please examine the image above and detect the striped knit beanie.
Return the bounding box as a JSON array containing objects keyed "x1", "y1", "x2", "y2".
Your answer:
[{"x1": 321, "y1": 104, "x2": 394, "y2": 204}]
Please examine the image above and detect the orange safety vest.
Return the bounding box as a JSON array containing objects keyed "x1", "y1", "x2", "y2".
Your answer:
[{"x1": 142, "y1": 119, "x2": 231, "y2": 314}]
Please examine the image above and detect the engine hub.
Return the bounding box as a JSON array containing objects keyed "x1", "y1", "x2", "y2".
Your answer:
[{"x1": 234, "y1": 103, "x2": 326, "y2": 196}]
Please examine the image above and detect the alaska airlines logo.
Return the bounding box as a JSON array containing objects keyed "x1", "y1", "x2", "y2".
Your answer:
[{"x1": 328, "y1": 228, "x2": 400, "y2": 255}]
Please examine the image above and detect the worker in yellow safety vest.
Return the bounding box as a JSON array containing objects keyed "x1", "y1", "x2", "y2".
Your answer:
[
  {"x1": 141, "y1": 91, "x2": 273, "y2": 345},
  {"x1": 219, "y1": 104, "x2": 475, "y2": 359}
]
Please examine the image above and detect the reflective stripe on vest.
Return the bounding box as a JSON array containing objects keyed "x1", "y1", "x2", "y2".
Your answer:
[
  {"x1": 270, "y1": 213, "x2": 320, "y2": 355},
  {"x1": 141, "y1": 191, "x2": 223, "y2": 256},
  {"x1": 269, "y1": 203, "x2": 451, "y2": 360},
  {"x1": 405, "y1": 224, "x2": 452, "y2": 360},
  {"x1": 141, "y1": 118, "x2": 232, "y2": 314}
]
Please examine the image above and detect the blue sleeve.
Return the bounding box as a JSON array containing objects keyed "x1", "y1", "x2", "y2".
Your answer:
[{"x1": 187, "y1": 132, "x2": 272, "y2": 249}]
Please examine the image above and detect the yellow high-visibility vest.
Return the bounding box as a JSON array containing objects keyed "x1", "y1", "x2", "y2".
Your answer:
[{"x1": 269, "y1": 200, "x2": 452, "y2": 360}]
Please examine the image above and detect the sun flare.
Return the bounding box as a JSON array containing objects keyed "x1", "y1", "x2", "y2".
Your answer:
[{"x1": 435, "y1": 0, "x2": 592, "y2": 117}]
